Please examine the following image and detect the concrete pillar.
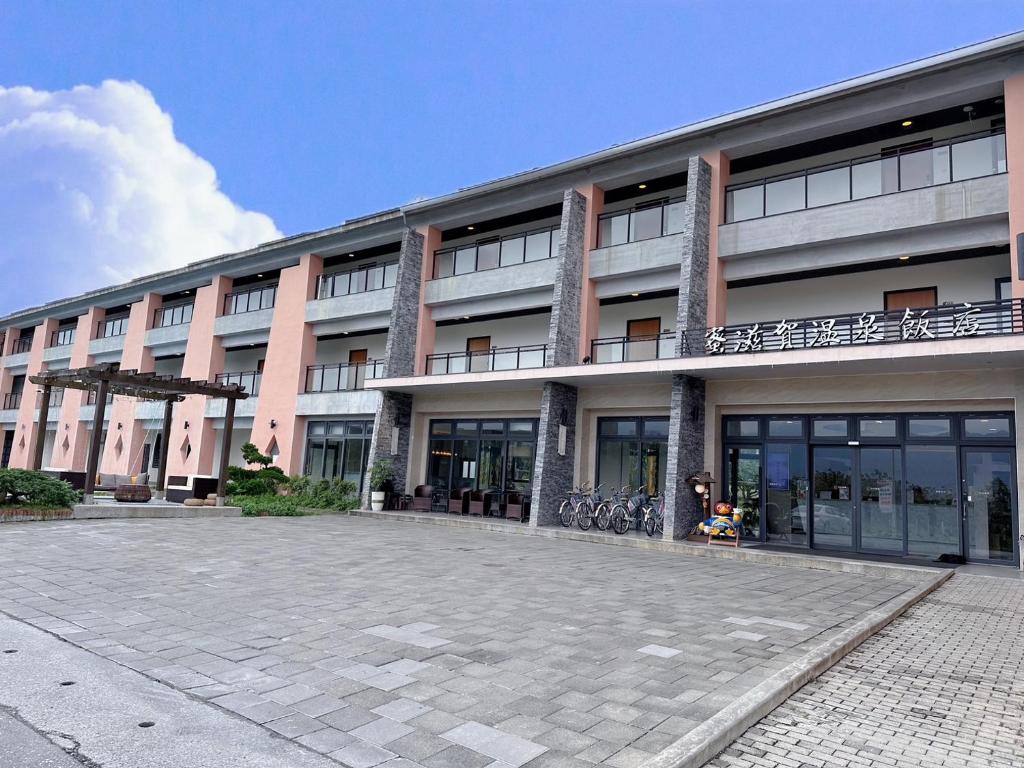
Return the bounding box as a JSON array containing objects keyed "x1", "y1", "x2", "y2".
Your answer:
[
  {"x1": 675, "y1": 155, "x2": 713, "y2": 356},
  {"x1": 167, "y1": 277, "x2": 231, "y2": 478},
  {"x1": 0, "y1": 329, "x2": 13, "y2": 467},
  {"x1": 702, "y1": 150, "x2": 730, "y2": 326},
  {"x1": 662, "y1": 374, "x2": 706, "y2": 540},
  {"x1": 529, "y1": 382, "x2": 578, "y2": 527},
  {"x1": 546, "y1": 189, "x2": 587, "y2": 367},
  {"x1": 363, "y1": 391, "x2": 413, "y2": 507},
  {"x1": 576, "y1": 184, "x2": 604, "y2": 363},
  {"x1": 101, "y1": 293, "x2": 161, "y2": 475},
  {"x1": 53, "y1": 307, "x2": 104, "y2": 470},
  {"x1": 9, "y1": 319, "x2": 57, "y2": 469},
  {"x1": 250, "y1": 254, "x2": 322, "y2": 475}
]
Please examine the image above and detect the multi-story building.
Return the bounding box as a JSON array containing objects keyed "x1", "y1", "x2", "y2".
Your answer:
[{"x1": 3, "y1": 34, "x2": 1023, "y2": 567}]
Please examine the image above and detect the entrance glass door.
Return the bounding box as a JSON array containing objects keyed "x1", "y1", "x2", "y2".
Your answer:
[
  {"x1": 962, "y1": 448, "x2": 1016, "y2": 562},
  {"x1": 858, "y1": 448, "x2": 903, "y2": 553},
  {"x1": 812, "y1": 446, "x2": 855, "y2": 549},
  {"x1": 725, "y1": 446, "x2": 762, "y2": 539}
]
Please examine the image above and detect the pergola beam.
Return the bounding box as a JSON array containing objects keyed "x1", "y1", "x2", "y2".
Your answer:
[{"x1": 30, "y1": 364, "x2": 249, "y2": 401}]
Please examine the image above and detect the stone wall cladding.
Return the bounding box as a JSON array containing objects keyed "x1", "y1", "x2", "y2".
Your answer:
[
  {"x1": 675, "y1": 155, "x2": 712, "y2": 356},
  {"x1": 362, "y1": 391, "x2": 413, "y2": 508},
  {"x1": 529, "y1": 381, "x2": 577, "y2": 527},
  {"x1": 382, "y1": 228, "x2": 424, "y2": 378},
  {"x1": 662, "y1": 374, "x2": 706, "y2": 540},
  {"x1": 546, "y1": 189, "x2": 587, "y2": 367}
]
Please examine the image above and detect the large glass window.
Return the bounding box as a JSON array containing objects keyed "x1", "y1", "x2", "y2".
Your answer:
[
  {"x1": 426, "y1": 419, "x2": 538, "y2": 495},
  {"x1": 303, "y1": 420, "x2": 373, "y2": 493},
  {"x1": 765, "y1": 443, "x2": 809, "y2": 545},
  {"x1": 596, "y1": 416, "x2": 669, "y2": 496},
  {"x1": 906, "y1": 445, "x2": 959, "y2": 558},
  {"x1": 725, "y1": 446, "x2": 761, "y2": 538}
]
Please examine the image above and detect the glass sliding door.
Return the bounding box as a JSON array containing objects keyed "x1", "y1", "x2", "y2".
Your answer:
[
  {"x1": 858, "y1": 448, "x2": 903, "y2": 553},
  {"x1": 963, "y1": 448, "x2": 1015, "y2": 562},
  {"x1": 596, "y1": 417, "x2": 669, "y2": 496},
  {"x1": 765, "y1": 443, "x2": 809, "y2": 545},
  {"x1": 812, "y1": 446, "x2": 855, "y2": 549},
  {"x1": 725, "y1": 446, "x2": 762, "y2": 539},
  {"x1": 906, "y1": 445, "x2": 960, "y2": 558}
]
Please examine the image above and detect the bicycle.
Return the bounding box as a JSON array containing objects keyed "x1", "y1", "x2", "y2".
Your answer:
[
  {"x1": 575, "y1": 484, "x2": 604, "y2": 531},
  {"x1": 595, "y1": 485, "x2": 631, "y2": 531},
  {"x1": 558, "y1": 483, "x2": 590, "y2": 527},
  {"x1": 642, "y1": 495, "x2": 665, "y2": 537},
  {"x1": 610, "y1": 488, "x2": 650, "y2": 535}
]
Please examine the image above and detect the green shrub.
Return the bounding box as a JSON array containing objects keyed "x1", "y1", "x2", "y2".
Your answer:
[
  {"x1": 225, "y1": 464, "x2": 287, "y2": 496},
  {"x1": 241, "y1": 442, "x2": 273, "y2": 469},
  {"x1": 229, "y1": 494, "x2": 307, "y2": 516},
  {"x1": 0, "y1": 469, "x2": 80, "y2": 509}
]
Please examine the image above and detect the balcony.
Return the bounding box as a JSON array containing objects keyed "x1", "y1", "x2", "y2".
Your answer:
[
  {"x1": 590, "y1": 332, "x2": 676, "y2": 363},
  {"x1": 98, "y1": 316, "x2": 129, "y2": 339},
  {"x1": 317, "y1": 262, "x2": 398, "y2": 299},
  {"x1": 3, "y1": 392, "x2": 22, "y2": 409},
  {"x1": 305, "y1": 360, "x2": 385, "y2": 392},
  {"x1": 224, "y1": 284, "x2": 277, "y2": 315},
  {"x1": 307, "y1": 264, "x2": 395, "y2": 333},
  {"x1": 597, "y1": 197, "x2": 686, "y2": 247},
  {"x1": 426, "y1": 344, "x2": 547, "y2": 375},
  {"x1": 91, "y1": 315, "x2": 129, "y2": 357},
  {"x1": 49, "y1": 328, "x2": 76, "y2": 348},
  {"x1": 146, "y1": 302, "x2": 194, "y2": 352},
  {"x1": 37, "y1": 388, "x2": 64, "y2": 408},
  {"x1": 215, "y1": 371, "x2": 262, "y2": 396},
  {"x1": 154, "y1": 302, "x2": 194, "y2": 328},
  {"x1": 432, "y1": 226, "x2": 558, "y2": 280},
  {"x1": 683, "y1": 298, "x2": 1021, "y2": 357},
  {"x1": 12, "y1": 337, "x2": 32, "y2": 355}
]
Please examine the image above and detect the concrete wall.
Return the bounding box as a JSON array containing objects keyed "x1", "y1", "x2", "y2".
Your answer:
[
  {"x1": 432, "y1": 313, "x2": 551, "y2": 356},
  {"x1": 597, "y1": 297, "x2": 679, "y2": 339},
  {"x1": 727, "y1": 252, "x2": 1011, "y2": 324},
  {"x1": 315, "y1": 333, "x2": 389, "y2": 365},
  {"x1": 222, "y1": 346, "x2": 266, "y2": 373}
]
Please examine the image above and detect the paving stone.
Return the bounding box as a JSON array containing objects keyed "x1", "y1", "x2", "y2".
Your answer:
[
  {"x1": 636, "y1": 644, "x2": 681, "y2": 658},
  {"x1": 441, "y1": 721, "x2": 548, "y2": 766},
  {"x1": 421, "y1": 745, "x2": 493, "y2": 768},
  {"x1": 296, "y1": 726, "x2": 356, "y2": 754},
  {"x1": 373, "y1": 698, "x2": 434, "y2": 722},
  {"x1": 330, "y1": 740, "x2": 397, "y2": 768}
]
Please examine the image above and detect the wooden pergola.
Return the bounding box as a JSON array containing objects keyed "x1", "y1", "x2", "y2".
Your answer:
[{"x1": 29, "y1": 364, "x2": 250, "y2": 503}]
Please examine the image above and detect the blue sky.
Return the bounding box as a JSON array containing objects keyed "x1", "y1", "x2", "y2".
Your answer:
[{"x1": 1, "y1": 1, "x2": 1024, "y2": 312}]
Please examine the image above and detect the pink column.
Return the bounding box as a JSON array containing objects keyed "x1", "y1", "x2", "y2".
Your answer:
[
  {"x1": 1006, "y1": 75, "x2": 1024, "y2": 300},
  {"x1": 0, "y1": 328, "x2": 15, "y2": 463},
  {"x1": 166, "y1": 277, "x2": 231, "y2": 478},
  {"x1": 576, "y1": 184, "x2": 604, "y2": 362},
  {"x1": 413, "y1": 226, "x2": 442, "y2": 375},
  {"x1": 52, "y1": 308, "x2": 104, "y2": 470},
  {"x1": 251, "y1": 254, "x2": 322, "y2": 474},
  {"x1": 8, "y1": 319, "x2": 57, "y2": 469},
  {"x1": 100, "y1": 293, "x2": 161, "y2": 475},
  {"x1": 702, "y1": 150, "x2": 730, "y2": 326}
]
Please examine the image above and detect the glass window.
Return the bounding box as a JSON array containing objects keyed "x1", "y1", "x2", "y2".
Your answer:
[
  {"x1": 768, "y1": 418, "x2": 803, "y2": 438},
  {"x1": 600, "y1": 419, "x2": 637, "y2": 437},
  {"x1": 765, "y1": 443, "x2": 808, "y2": 545},
  {"x1": 906, "y1": 445, "x2": 959, "y2": 558},
  {"x1": 477, "y1": 241, "x2": 500, "y2": 271},
  {"x1": 499, "y1": 236, "x2": 525, "y2": 267},
  {"x1": 851, "y1": 159, "x2": 882, "y2": 199},
  {"x1": 455, "y1": 421, "x2": 479, "y2": 437},
  {"x1": 727, "y1": 418, "x2": 760, "y2": 439},
  {"x1": 434, "y1": 251, "x2": 455, "y2": 279},
  {"x1": 907, "y1": 417, "x2": 951, "y2": 439},
  {"x1": 726, "y1": 446, "x2": 761, "y2": 539},
  {"x1": 508, "y1": 421, "x2": 534, "y2": 437},
  {"x1": 764, "y1": 176, "x2": 804, "y2": 215},
  {"x1": 629, "y1": 205, "x2": 663, "y2": 241},
  {"x1": 952, "y1": 134, "x2": 1007, "y2": 181},
  {"x1": 806, "y1": 167, "x2": 850, "y2": 208},
  {"x1": 663, "y1": 200, "x2": 685, "y2": 235},
  {"x1": 599, "y1": 212, "x2": 629, "y2": 246},
  {"x1": 454, "y1": 247, "x2": 475, "y2": 275},
  {"x1": 962, "y1": 416, "x2": 1012, "y2": 440},
  {"x1": 430, "y1": 421, "x2": 452, "y2": 436},
  {"x1": 859, "y1": 418, "x2": 897, "y2": 439},
  {"x1": 813, "y1": 418, "x2": 849, "y2": 439},
  {"x1": 427, "y1": 418, "x2": 539, "y2": 494},
  {"x1": 858, "y1": 447, "x2": 903, "y2": 553},
  {"x1": 726, "y1": 185, "x2": 764, "y2": 222},
  {"x1": 524, "y1": 231, "x2": 550, "y2": 262},
  {"x1": 304, "y1": 420, "x2": 373, "y2": 493},
  {"x1": 642, "y1": 418, "x2": 669, "y2": 439},
  {"x1": 481, "y1": 421, "x2": 505, "y2": 436}
]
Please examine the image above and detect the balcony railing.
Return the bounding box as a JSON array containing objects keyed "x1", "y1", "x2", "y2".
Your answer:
[
  {"x1": 224, "y1": 284, "x2": 277, "y2": 315},
  {"x1": 98, "y1": 316, "x2": 129, "y2": 338},
  {"x1": 49, "y1": 328, "x2": 76, "y2": 348},
  {"x1": 433, "y1": 225, "x2": 559, "y2": 279},
  {"x1": 317, "y1": 262, "x2": 399, "y2": 300},
  {"x1": 3, "y1": 392, "x2": 22, "y2": 409},
  {"x1": 38, "y1": 388, "x2": 64, "y2": 408},
  {"x1": 684, "y1": 298, "x2": 1023, "y2": 357},
  {"x1": 597, "y1": 197, "x2": 686, "y2": 247},
  {"x1": 215, "y1": 371, "x2": 262, "y2": 395},
  {"x1": 305, "y1": 360, "x2": 385, "y2": 392},
  {"x1": 154, "y1": 302, "x2": 194, "y2": 328},
  {"x1": 12, "y1": 337, "x2": 32, "y2": 354},
  {"x1": 426, "y1": 344, "x2": 547, "y2": 375},
  {"x1": 590, "y1": 332, "x2": 676, "y2": 363},
  {"x1": 726, "y1": 130, "x2": 1007, "y2": 223}
]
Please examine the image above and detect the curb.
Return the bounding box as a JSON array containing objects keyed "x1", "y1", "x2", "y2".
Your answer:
[
  {"x1": 640, "y1": 568, "x2": 955, "y2": 768},
  {"x1": 345, "y1": 508, "x2": 945, "y2": 582}
]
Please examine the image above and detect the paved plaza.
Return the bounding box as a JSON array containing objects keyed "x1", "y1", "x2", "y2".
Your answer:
[
  {"x1": 708, "y1": 573, "x2": 1024, "y2": 768},
  {"x1": 0, "y1": 516, "x2": 919, "y2": 767}
]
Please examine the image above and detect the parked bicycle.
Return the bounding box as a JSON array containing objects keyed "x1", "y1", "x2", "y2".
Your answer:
[
  {"x1": 558, "y1": 483, "x2": 591, "y2": 528},
  {"x1": 610, "y1": 488, "x2": 651, "y2": 535},
  {"x1": 595, "y1": 485, "x2": 632, "y2": 531},
  {"x1": 642, "y1": 494, "x2": 665, "y2": 537},
  {"x1": 574, "y1": 483, "x2": 605, "y2": 531}
]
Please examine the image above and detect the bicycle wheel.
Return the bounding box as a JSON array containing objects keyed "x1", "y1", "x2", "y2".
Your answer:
[
  {"x1": 577, "y1": 501, "x2": 593, "y2": 531},
  {"x1": 558, "y1": 499, "x2": 573, "y2": 527},
  {"x1": 595, "y1": 501, "x2": 612, "y2": 531},
  {"x1": 643, "y1": 506, "x2": 657, "y2": 536},
  {"x1": 610, "y1": 505, "x2": 630, "y2": 535}
]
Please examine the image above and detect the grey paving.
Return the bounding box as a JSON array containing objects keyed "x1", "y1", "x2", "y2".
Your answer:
[
  {"x1": 0, "y1": 516, "x2": 918, "y2": 766},
  {"x1": 0, "y1": 709, "x2": 83, "y2": 768},
  {"x1": 708, "y1": 573, "x2": 1024, "y2": 768}
]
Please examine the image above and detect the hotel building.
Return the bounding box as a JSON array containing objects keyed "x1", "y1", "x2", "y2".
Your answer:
[{"x1": 2, "y1": 35, "x2": 1024, "y2": 567}]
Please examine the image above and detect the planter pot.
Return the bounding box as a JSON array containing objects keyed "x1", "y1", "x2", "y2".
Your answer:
[{"x1": 371, "y1": 491, "x2": 386, "y2": 511}]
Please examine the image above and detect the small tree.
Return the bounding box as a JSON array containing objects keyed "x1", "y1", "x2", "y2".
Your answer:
[
  {"x1": 241, "y1": 442, "x2": 272, "y2": 469},
  {"x1": 368, "y1": 459, "x2": 394, "y2": 492}
]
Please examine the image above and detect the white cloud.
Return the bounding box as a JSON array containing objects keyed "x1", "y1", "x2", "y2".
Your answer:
[{"x1": 0, "y1": 80, "x2": 282, "y2": 313}]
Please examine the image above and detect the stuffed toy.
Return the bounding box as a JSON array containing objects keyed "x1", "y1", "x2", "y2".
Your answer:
[{"x1": 697, "y1": 501, "x2": 742, "y2": 538}]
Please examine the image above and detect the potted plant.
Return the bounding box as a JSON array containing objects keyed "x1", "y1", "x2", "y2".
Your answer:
[{"x1": 368, "y1": 459, "x2": 394, "y2": 511}]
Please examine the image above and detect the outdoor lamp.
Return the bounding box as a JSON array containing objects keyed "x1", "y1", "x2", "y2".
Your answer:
[{"x1": 269, "y1": 419, "x2": 278, "y2": 429}]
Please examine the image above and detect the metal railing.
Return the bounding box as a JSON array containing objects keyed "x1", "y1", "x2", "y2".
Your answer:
[
  {"x1": 597, "y1": 196, "x2": 686, "y2": 247},
  {"x1": 3, "y1": 392, "x2": 22, "y2": 410},
  {"x1": 305, "y1": 360, "x2": 385, "y2": 392},
  {"x1": 49, "y1": 328, "x2": 76, "y2": 348},
  {"x1": 11, "y1": 337, "x2": 32, "y2": 354},
  {"x1": 224, "y1": 284, "x2": 277, "y2": 315},
  {"x1": 154, "y1": 302, "x2": 194, "y2": 328},
  {"x1": 317, "y1": 262, "x2": 399, "y2": 299},
  {"x1": 215, "y1": 371, "x2": 262, "y2": 395},
  {"x1": 433, "y1": 225, "x2": 559, "y2": 279},
  {"x1": 426, "y1": 344, "x2": 547, "y2": 375},
  {"x1": 98, "y1": 316, "x2": 129, "y2": 338},
  {"x1": 590, "y1": 332, "x2": 677, "y2": 363},
  {"x1": 685, "y1": 298, "x2": 1023, "y2": 356},
  {"x1": 726, "y1": 130, "x2": 1007, "y2": 223}
]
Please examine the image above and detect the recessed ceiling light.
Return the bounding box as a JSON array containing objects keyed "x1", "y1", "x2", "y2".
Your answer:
[
  {"x1": 901, "y1": 120, "x2": 913, "y2": 127},
  {"x1": 963, "y1": 105, "x2": 975, "y2": 113},
  {"x1": 638, "y1": 183, "x2": 647, "y2": 190},
  {"x1": 630, "y1": 292, "x2": 639, "y2": 297},
  {"x1": 467, "y1": 225, "x2": 475, "y2": 231},
  {"x1": 462, "y1": 315, "x2": 470, "y2": 320},
  {"x1": 257, "y1": 273, "x2": 263, "y2": 278},
  {"x1": 898, "y1": 256, "x2": 910, "y2": 261},
  {"x1": 347, "y1": 252, "x2": 355, "y2": 257}
]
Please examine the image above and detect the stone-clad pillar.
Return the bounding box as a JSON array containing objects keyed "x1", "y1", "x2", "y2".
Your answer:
[
  {"x1": 9, "y1": 320, "x2": 57, "y2": 469},
  {"x1": 546, "y1": 189, "x2": 587, "y2": 367},
  {"x1": 675, "y1": 155, "x2": 713, "y2": 356},
  {"x1": 529, "y1": 382, "x2": 578, "y2": 527},
  {"x1": 383, "y1": 228, "x2": 427, "y2": 378},
  {"x1": 662, "y1": 374, "x2": 706, "y2": 540},
  {"x1": 362, "y1": 392, "x2": 412, "y2": 507},
  {"x1": 53, "y1": 307, "x2": 104, "y2": 470},
  {"x1": 250, "y1": 254, "x2": 321, "y2": 475}
]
